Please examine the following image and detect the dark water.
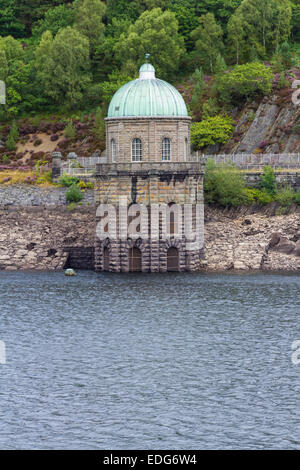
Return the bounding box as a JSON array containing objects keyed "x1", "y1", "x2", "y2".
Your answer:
[{"x1": 0, "y1": 271, "x2": 299, "y2": 450}]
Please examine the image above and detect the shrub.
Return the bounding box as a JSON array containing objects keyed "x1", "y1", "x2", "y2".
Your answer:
[
  {"x1": 191, "y1": 115, "x2": 234, "y2": 150},
  {"x1": 64, "y1": 120, "x2": 76, "y2": 139},
  {"x1": 58, "y1": 173, "x2": 80, "y2": 187},
  {"x1": 248, "y1": 110, "x2": 256, "y2": 122},
  {"x1": 1, "y1": 154, "x2": 9, "y2": 163},
  {"x1": 204, "y1": 159, "x2": 248, "y2": 207},
  {"x1": 9, "y1": 121, "x2": 19, "y2": 142},
  {"x1": 244, "y1": 188, "x2": 274, "y2": 205},
  {"x1": 34, "y1": 139, "x2": 43, "y2": 146},
  {"x1": 277, "y1": 72, "x2": 290, "y2": 90},
  {"x1": 217, "y1": 63, "x2": 273, "y2": 105},
  {"x1": 276, "y1": 185, "x2": 295, "y2": 208},
  {"x1": 66, "y1": 184, "x2": 83, "y2": 203},
  {"x1": 294, "y1": 189, "x2": 300, "y2": 204},
  {"x1": 77, "y1": 180, "x2": 86, "y2": 189},
  {"x1": 202, "y1": 98, "x2": 219, "y2": 119},
  {"x1": 5, "y1": 134, "x2": 17, "y2": 151},
  {"x1": 260, "y1": 166, "x2": 277, "y2": 195}
]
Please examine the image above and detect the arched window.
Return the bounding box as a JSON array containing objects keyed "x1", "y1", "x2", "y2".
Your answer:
[
  {"x1": 132, "y1": 138, "x2": 142, "y2": 162},
  {"x1": 162, "y1": 137, "x2": 171, "y2": 161},
  {"x1": 111, "y1": 139, "x2": 116, "y2": 162}
]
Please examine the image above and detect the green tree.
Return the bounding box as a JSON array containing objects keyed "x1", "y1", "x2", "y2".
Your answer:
[
  {"x1": 167, "y1": 0, "x2": 198, "y2": 50},
  {"x1": 260, "y1": 166, "x2": 277, "y2": 195},
  {"x1": 32, "y1": 4, "x2": 75, "y2": 37},
  {"x1": 204, "y1": 159, "x2": 248, "y2": 207},
  {"x1": 227, "y1": 11, "x2": 245, "y2": 64},
  {"x1": 191, "y1": 115, "x2": 234, "y2": 149},
  {"x1": 0, "y1": 0, "x2": 24, "y2": 37},
  {"x1": 191, "y1": 13, "x2": 223, "y2": 73},
  {"x1": 235, "y1": 0, "x2": 292, "y2": 58},
  {"x1": 5, "y1": 121, "x2": 19, "y2": 150},
  {"x1": 114, "y1": 8, "x2": 185, "y2": 80},
  {"x1": 280, "y1": 41, "x2": 292, "y2": 69},
  {"x1": 217, "y1": 62, "x2": 273, "y2": 105},
  {"x1": 35, "y1": 27, "x2": 91, "y2": 108},
  {"x1": 74, "y1": 0, "x2": 106, "y2": 55},
  {"x1": 190, "y1": 67, "x2": 205, "y2": 119},
  {"x1": 100, "y1": 70, "x2": 136, "y2": 105},
  {"x1": 64, "y1": 120, "x2": 76, "y2": 139},
  {"x1": 214, "y1": 53, "x2": 227, "y2": 75},
  {"x1": 0, "y1": 36, "x2": 32, "y2": 117}
]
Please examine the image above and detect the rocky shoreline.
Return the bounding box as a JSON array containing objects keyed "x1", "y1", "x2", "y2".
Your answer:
[
  {"x1": 0, "y1": 203, "x2": 299, "y2": 272},
  {"x1": 202, "y1": 205, "x2": 300, "y2": 272}
]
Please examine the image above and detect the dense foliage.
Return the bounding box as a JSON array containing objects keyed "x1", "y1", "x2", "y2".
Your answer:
[
  {"x1": 191, "y1": 115, "x2": 234, "y2": 149},
  {"x1": 0, "y1": 0, "x2": 298, "y2": 168},
  {"x1": 205, "y1": 162, "x2": 300, "y2": 208},
  {"x1": 0, "y1": 0, "x2": 298, "y2": 120}
]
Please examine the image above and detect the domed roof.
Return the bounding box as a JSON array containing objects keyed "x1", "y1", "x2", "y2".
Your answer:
[{"x1": 107, "y1": 60, "x2": 188, "y2": 118}]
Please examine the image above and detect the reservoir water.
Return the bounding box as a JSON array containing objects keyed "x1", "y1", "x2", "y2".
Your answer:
[{"x1": 0, "y1": 271, "x2": 299, "y2": 449}]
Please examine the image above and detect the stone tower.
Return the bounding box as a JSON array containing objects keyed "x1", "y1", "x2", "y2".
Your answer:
[{"x1": 94, "y1": 57, "x2": 204, "y2": 272}]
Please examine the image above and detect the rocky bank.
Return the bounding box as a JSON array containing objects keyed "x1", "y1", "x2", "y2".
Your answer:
[
  {"x1": 202, "y1": 205, "x2": 300, "y2": 272},
  {"x1": 0, "y1": 206, "x2": 95, "y2": 271},
  {"x1": 0, "y1": 203, "x2": 299, "y2": 272}
]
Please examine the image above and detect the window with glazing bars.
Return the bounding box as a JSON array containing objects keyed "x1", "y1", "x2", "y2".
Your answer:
[
  {"x1": 162, "y1": 137, "x2": 171, "y2": 161},
  {"x1": 111, "y1": 139, "x2": 116, "y2": 162},
  {"x1": 132, "y1": 138, "x2": 142, "y2": 161}
]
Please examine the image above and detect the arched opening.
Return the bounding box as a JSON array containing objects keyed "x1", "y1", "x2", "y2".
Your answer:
[
  {"x1": 132, "y1": 138, "x2": 142, "y2": 162},
  {"x1": 111, "y1": 139, "x2": 116, "y2": 162},
  {"x1": 129, "y1": 247, "x2": 142, "y2": 272},
  {"x1": 162, "y1": 137, "x2": 171, "y2": 161},
  {"x1": 103, "y1": 247, "x2": 110, "y2": 271},
  {"x1": 167, "y1": 247, "x2": 179, "y2": 272}
]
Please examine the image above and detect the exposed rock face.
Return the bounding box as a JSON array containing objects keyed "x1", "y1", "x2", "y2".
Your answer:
[
  {"x1": 228, "y1": 92, "x2": 300, "y2": 154},
  {"x1": 200, "y1": 207, "x2": 300, "y2": 272},
  {"x1": 0, "y1": 206, "x2": 95, "y2": 271}
]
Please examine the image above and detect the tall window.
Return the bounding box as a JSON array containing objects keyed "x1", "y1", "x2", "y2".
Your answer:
[
  {"x1": 132, "y1": 138, "x2": 142, "y2": 162},
  {"x1": 162, "y1": 137, "x2": 171, "y2": 161},
  {"x1": 111, "y1": 139, "x2": 116, "y2": 162}
]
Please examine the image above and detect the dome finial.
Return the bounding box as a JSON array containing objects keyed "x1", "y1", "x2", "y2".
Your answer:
[{"x1": 139, "y1": 57, "x2": 155, "y2": 80}]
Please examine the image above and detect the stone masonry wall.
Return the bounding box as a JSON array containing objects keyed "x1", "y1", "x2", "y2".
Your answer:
[
  {"x1": 106, "y1": 117, "x2": 191, "y2": 163},
  {"x1": 0, "y1": 185, "x2": 94, "y2": 206},
  {"x1": 94, "y1": 163, "x2": 204, "y2": 272}
]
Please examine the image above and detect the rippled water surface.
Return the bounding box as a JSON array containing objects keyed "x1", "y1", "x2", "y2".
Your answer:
[{"x1": 0, "y1": 271, "x2": 299, "y2": 449}]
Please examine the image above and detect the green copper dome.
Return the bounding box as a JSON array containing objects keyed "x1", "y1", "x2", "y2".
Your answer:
[{"x1": 107, "y1": 62, "x2": 188, "y2": 118}]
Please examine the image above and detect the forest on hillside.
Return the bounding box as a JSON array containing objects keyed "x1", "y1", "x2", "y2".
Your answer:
[
  {"x1": 0, "y1": 0, "x2": 299, "y2": 117},
  {"x1": 0, "y1": 0, "x2": 300, "y2": 163}
]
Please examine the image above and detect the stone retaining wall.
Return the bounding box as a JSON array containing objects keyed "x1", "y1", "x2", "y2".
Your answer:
[{"x1": 0, "y1": 185, "x2": 94, "y2": 206}]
